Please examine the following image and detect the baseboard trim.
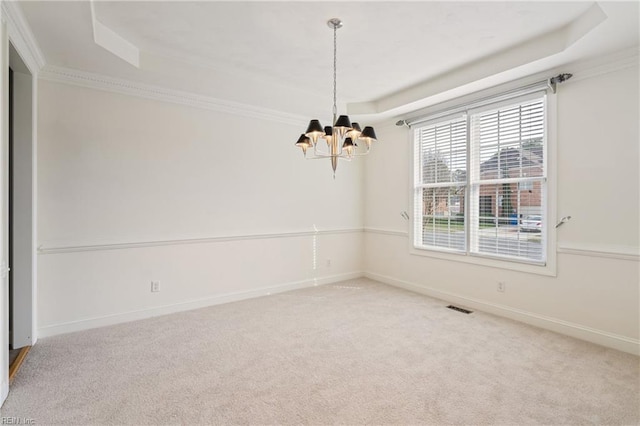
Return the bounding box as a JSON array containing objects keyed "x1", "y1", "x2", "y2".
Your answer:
[
  {"x1": 365, "y1": 271, "x2": 640, "y2": 356},
  {"x1": 37, "y1": 272, "x2": 364, "y2": 338}
]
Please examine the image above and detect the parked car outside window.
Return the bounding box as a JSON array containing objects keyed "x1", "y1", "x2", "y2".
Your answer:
[{"x1": 520, "y1": 215, "x2": 542, "y2": 232}]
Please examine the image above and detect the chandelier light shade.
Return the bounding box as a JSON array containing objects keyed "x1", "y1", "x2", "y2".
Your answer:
[
  {"x1": 295, "y1": 134, "x2": 311, "y2": 155},
  {"x1": 294, "y1": 18, "x2": 379, "y2": 177},
  {"x1": 347, "y1": 122, "x2": 362, "y2": 140},
  {"x1": 305, "y1": 120, "x2": 324, "y2": 145},
  {"x1": 359, "y1": 126, "x2": 378, "y2": 149}
]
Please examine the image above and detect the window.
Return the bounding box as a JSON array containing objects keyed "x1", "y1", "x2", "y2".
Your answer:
[{"x1": 413, "y1": 93, "x2": 547, "y2": 264}]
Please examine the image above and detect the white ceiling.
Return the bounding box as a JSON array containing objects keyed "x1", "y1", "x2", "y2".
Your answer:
[{"x1": 18, "y1": 1, "x2": 640, "y2": 121}]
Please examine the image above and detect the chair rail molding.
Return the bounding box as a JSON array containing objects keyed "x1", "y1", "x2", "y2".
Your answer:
[
  {"x1": 363, "y1": 227, "x2": 409, "y2": 238},
  {"x1": 557, "y1": 243, "x2": 639, "y2": 262},
  {"x1": 38, "y1": 228, "x2": 365, "y2": 255},
  {"x1": 365, "y1": 226, "x2": 639, "y2": 262}
]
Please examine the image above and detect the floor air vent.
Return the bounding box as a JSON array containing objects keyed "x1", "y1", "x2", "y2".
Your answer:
[{"x1": 446, "y1": 305, "x2": 473, "y2": 314}]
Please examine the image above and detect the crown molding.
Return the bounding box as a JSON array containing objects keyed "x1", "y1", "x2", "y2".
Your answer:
[
  {"x1": 1, "y1": 1, "x2": 45, "y2": 75},
  {"x1": 35, "y1": 44, "x2": 638, "y2": 131},
  {"x1": 39, "y1": 64, "x2": 309, "y2": 127},
  {"x1": 565, "y1": 46, "x2": 639, "y2": 84}
]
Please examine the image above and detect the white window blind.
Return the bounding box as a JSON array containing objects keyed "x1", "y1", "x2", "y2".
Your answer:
[
  {"x1": 413, "y1": 94, "x2": 547, "y2": 264},
  {"x1": 414, "y1": 116, "x2": 467, "y2": 252}
]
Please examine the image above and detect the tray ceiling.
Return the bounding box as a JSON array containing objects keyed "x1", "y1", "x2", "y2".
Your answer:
[{"x1": 18, "y1": 1, "x2": 640, "y2": 120}]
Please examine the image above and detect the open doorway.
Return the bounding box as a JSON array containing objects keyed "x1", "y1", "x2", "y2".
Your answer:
[{"x1": 7, "y1": 42, "x2": 35, "y2": 384}]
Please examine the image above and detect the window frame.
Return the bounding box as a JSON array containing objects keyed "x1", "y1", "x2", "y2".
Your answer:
[{"x1": 409, "y1": 91, "x2": 557, "y2": 277}]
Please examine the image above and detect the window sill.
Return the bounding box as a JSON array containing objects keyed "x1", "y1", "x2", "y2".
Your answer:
[{"x1": 409, "y1": 245, "x2": 557, "y2": 277}]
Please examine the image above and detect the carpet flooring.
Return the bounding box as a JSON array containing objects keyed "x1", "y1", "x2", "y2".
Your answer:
[{"x1": 2, "y1": 278, "x2": 639, "y2": 424}]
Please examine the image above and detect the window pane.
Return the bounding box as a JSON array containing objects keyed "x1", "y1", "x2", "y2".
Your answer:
[
  {"x1": 517, "y1": 180, "x2": 543, "y2": 217},
  {"x1": 522, "y1": 139, "x2": 544, "y2": 179},
  {"x1": 477, "y1": 100, "x2": 544, "y2": 180},
  {"x1": 473, "y1": 182, "x2": 544, "y2": 261},
  {"x1": 416, "y1": 186, "x2": 465, "y2": 251},
  {"x1": 417, "y1": 118, "x2": 467, "y2": 184}
]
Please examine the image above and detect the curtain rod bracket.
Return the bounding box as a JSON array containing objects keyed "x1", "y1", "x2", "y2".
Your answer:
[{"x1": 548, "y1": 73, "x2": 573, "y2": 94}]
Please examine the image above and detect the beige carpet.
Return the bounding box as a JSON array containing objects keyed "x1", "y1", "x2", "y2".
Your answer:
[{"x1": 2, "y1": 278, "x2": 638, "y2": 425}]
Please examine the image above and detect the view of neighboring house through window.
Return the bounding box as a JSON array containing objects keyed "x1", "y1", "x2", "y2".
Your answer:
[{"x1": 413, "y1": 94, "x2": 546, "y2": 264}]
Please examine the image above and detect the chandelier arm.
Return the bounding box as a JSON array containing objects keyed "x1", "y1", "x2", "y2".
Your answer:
[
  {"x1": 312, "y1": 143, "x2": 332, "y2": 157},
  {"x1": 306, "y1": 150, "x2": 368, "y2": 160},
  {"x1": 305, "y1": 155, "x2": 334, "y2": 160},
  {"x1": 311, "y1": 154, "x2": 353, "y2": 161},
  {"x1": 345, "y1": 151, "x2": 372, "y2": 157},
  {"x1": 349, "y1": 143, "x2": 371, "y2": 156},
  {"x1": 305, "y1": 152, "x2": 348, "y2": 160}
]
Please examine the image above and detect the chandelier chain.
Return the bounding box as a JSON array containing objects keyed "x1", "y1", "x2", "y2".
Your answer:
[{"x1": 332, "y1": 23, "x2": 337, "y2": 122}]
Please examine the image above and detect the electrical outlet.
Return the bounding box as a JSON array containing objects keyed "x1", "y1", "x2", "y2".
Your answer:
[
  {"x1": 497, "y1": 282, "x2": 506, "y2": 293},
  {"x1": 151, "y1": 281, "x2": 160, "y2": 293}
]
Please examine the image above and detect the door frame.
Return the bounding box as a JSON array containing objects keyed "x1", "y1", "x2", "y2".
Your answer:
[{"x1": 0, "y1": 2, "x2": 42, "y2": 405}]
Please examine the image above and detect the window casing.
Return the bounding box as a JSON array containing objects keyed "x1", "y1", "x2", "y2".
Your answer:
[{"x1": 413, "y1": 93, "x2": 547, "y2": 265}]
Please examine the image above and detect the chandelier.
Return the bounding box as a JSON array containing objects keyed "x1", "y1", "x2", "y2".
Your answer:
[{"x1": 295, "y1": 18, "x2": 378, "y2": 177}]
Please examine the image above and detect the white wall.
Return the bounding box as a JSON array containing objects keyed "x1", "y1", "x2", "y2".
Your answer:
[
  {"x1": 364, "y1": 60, "x2": 640, "y2": 354},
  {"x1": 37, "y1": 80, "x2": 364, "y2": 336}
]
